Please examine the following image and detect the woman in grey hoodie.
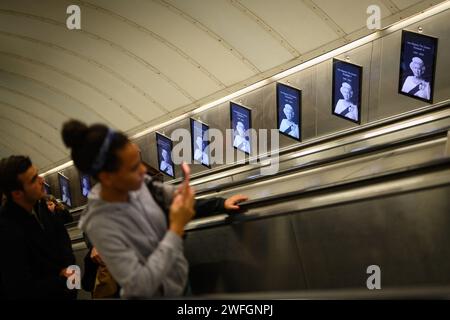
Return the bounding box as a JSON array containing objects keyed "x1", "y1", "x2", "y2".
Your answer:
[{"x1": 61, "y1": 120, "x2": 247, "y2": 299}]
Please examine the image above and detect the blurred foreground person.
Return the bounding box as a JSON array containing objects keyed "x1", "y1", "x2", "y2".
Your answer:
[{"x1": 62, "y1": 120, "x2": 247, "y2": 299}]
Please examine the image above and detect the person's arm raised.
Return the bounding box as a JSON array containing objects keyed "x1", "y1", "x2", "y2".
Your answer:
[{"x1": 168, "y1": 163, "x2": 195, "y2": 237}]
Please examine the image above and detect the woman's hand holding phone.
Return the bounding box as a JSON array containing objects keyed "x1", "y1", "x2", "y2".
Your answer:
[{"x1": 169, "y1": 163, "x2": 196, "y2": 237}]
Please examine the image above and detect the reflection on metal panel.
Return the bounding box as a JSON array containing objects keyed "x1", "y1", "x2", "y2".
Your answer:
[
  {"x1": 186, "y1": 183, "x2": 450, "y2": 294},
  {"x1": 185, "y1": 214, "x2": 307, "y2": 294}
]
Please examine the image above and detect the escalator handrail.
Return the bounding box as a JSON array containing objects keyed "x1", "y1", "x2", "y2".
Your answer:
[
  {"x1": 238, "y1": 158, "x2": 450, "y2": 209},
  {"x1": 184, "y1": 158, "x2": 450, "y2": 232},
  {"x1": 195, "y1": 125, "x2": 450, "y2": 196}
]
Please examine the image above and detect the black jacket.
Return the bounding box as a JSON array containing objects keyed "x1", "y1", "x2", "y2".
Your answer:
[
  {"x1": 54, "y1": 207, "x2": 73, "y2": 225},
  {"x1": 0, "y1": 200, "x2": 76, "y2": 299}
]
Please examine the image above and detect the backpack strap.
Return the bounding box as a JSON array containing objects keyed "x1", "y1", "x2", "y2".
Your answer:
[{"x1": 145, "y1": 178, "x2": 170, "y2": 223}]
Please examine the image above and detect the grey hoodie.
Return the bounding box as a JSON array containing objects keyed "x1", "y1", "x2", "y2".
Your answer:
[{"x1": 78, "y1": 175, "x2": 187, "y2": 299}]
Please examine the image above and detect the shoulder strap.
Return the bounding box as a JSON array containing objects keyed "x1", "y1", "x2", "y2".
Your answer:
[{"x1": 145, "y1": 179, "x2": 170, "y2": 221}]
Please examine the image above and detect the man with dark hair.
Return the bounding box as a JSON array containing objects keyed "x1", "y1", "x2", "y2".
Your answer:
[{"x1": 0, "y1": 155, "x2": 76, "y2": 299}]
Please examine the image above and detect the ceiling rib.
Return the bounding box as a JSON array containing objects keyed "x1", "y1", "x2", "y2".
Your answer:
[
  {"x1": 153, "y1": 0, "x2": 261, "y2": 73},
  {"x1": 0, "y1": 99, "x2": 60, "y2": 132},
  {"x1": 227, "y1": 0, "x2": 301, "y2": 57},
  {"x1": 302, "y1": 0, "x2": 347, "y2": 38},
  {"x1": 0, "y1": 84, "x2": 71, "y2": 120},
  {"x1": 0, "y1": 144, "x2": 47, "y2": 168},
  {"x1": 0, "y1": 9, "x2": 196, "y2": 103},
  {"x1": 0, "y1": 30, "x2": 170, "y2": 113},
  {"x1": 77, "y1": 0, "x2": 227, "y2": 89},
  {"x1": 380, "y1": 0, "x2": 401, "y2": 14},
  {"x1": 0, "y1": 51, "x2": 144, "y2": 124},
  {"x1": 0, "y1": 69, "x2": 114, "y2": 127},
  {"x1": 0, "y1": 128, "x2": 54, "y2": 163},
  {"x1": 0, "y1": 116, "x2": 66, "y2": 156},
  {"x1": 0, "y1": 140, "x2": 20, "y2": 157}
]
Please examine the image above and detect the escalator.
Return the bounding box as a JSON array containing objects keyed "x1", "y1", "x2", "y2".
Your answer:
[
  {"x1": 180, "y1": 101, "x2": 450, "y2": 295},
  {"x1": 67, "y1": 100, "x2": 450, "y2": 297}
]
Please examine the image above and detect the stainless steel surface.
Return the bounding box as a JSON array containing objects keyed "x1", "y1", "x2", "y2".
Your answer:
[
  {"x1": 291, "y1": 185, "x2": 450, "y2": 289},
  {"x1": 190, "y1": 106, "x2": 450, "y2": 200},
  {"x1": 66, "y1": 104, "x2": 450, "y2": 243},
  {"x1": 198, "y1": 137, "x2": 447, "y2": 201},
  {"x1": 70, "y1": 165, "x2": 450, "y2": 296},
  {"x1": 446, "y1": 130, "x2": 450, "y2": 156},
  {"x1": 68, "y1": 131, "x2": 450, "y2": 297},
  {"x1": 377, "y1": 10, "x2": 450, "y2": 119},
  {"x1": 67, "y1": 226, "x2": 82, "y2": 242},
  {"x1": 185, "y1": 212, "x2": 307, "y2": 294},
  {"x1": 182, "y1": 107, "x2": 450, "y2": 293},
  {"x1": 186, "y1": 182, "x2": 450, "y2": 294},
  {"x1": 179, "y1": 102, "x2": 450, "y2": 191},
  {"x1": 186, "y1": 160, "x2": 450, "y2": 230},
  {"x1": 72, "y1": 242, "x2": 87, "y2": 251},
  {"x1": 202, "y1": 286, "x2": 450, "y2": 299}
]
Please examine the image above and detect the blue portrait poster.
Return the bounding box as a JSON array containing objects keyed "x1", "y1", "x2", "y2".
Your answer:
[
  {"x1": 332, "y1": 59, "x2": 362, "y2": 124},
  {"x1": 58, "y1": 173, "x2": 72, "y2": 207},
  {"x1": 190, "y1": 119, "x2": 210, "y2": 168},
  {"x1": 398, "y1": 30, "x2": 438, "y2": 103},
  {"x1": 230, "y1": 102, "x2": 251, "y2": 154},
  {"x1": 80, "y1": 174, "x2": 91, "y2": 198},
  {"x1": 277, "y1": 83, "x2": 301, "y2": 141},
  {"x1": 156, "y1": 133, "x2": 175, "y2": 178}
]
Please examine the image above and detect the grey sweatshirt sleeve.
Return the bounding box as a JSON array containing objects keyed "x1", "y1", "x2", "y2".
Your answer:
[{"x1": 85, "y1": 218, "x2": 188, "y2": 299}]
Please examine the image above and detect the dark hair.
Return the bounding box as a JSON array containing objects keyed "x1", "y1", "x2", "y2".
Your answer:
[
  {"x1": 0, "y1": 155, "x2": 32, "y2": 199},
  {"x1": 61, "y1": 120, "x2": 129, "y2": 178},
  {"x1": 45, "y1": 194, "x2": 66, "y2": 211}
]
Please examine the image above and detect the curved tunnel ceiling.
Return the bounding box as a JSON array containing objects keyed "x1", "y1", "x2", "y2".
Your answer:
[{"x1": 0, "y1": 0, "x2": 445, "y2": 170}]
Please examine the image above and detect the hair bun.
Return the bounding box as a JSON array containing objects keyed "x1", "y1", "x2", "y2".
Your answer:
[{"x1": 62, "y1": 120, "x2": 88, "y2": 149}]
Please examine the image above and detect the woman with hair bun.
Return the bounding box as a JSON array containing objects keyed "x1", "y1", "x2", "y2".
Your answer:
[
  {"x1": 61, "y1": 120, "x2": 247, "y2": 299},
  {"x1": 62, "y1": 120, "x2": 194, "y2": 299}
]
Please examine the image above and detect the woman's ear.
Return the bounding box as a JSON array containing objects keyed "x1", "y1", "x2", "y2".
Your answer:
[{"x1": 98, "y1": 171, "x2": 112, "y2": 187}]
